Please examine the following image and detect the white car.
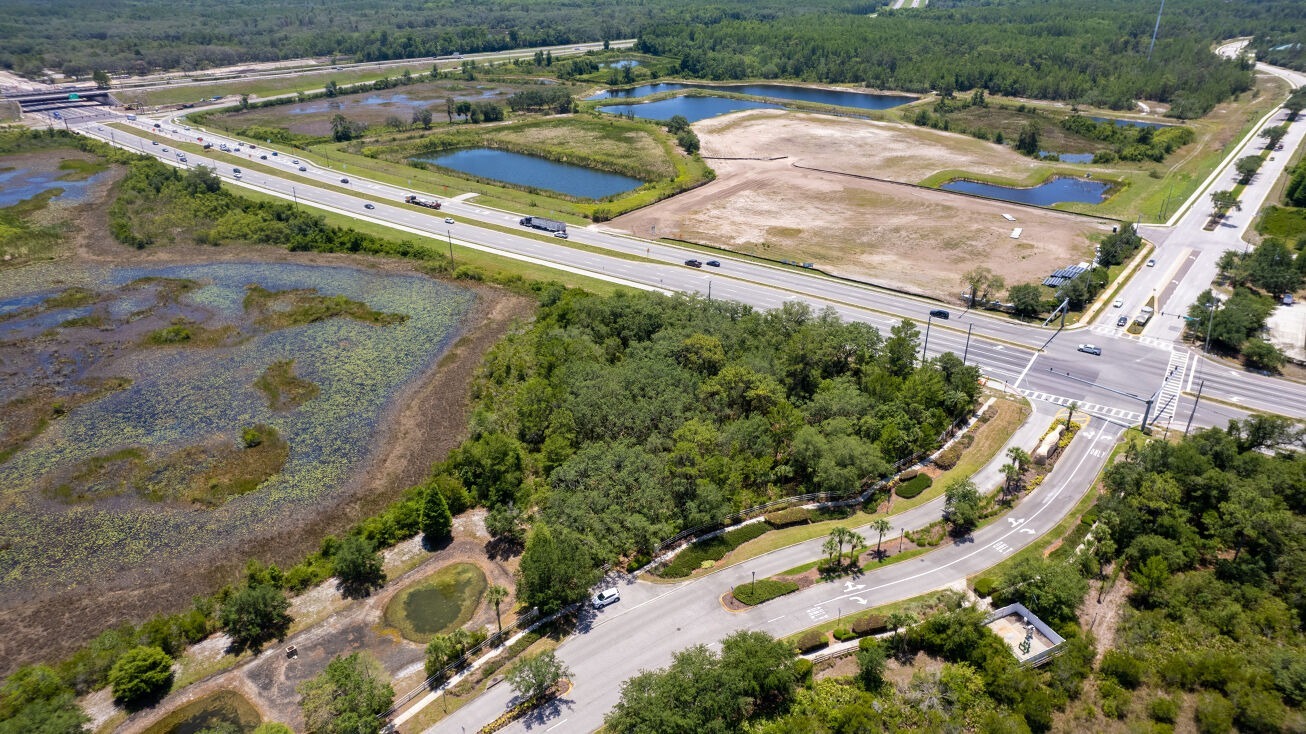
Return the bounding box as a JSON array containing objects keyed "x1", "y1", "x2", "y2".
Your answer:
[
  {"x1": 1077, "y1": 344, "x2": 1103, "y2": 356},
  {"x1": 1146, "y1": 258, "x2": 1157, "y2": 267},
  {"x1": 444, "y1": 217, "x2": 455, "y2": 224},
  {"x1": 592, "y1": 588, "x2": 620, "y2": 609}
]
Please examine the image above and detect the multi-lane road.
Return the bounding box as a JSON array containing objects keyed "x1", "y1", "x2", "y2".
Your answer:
[{"x1": 55, "y1": 48, "x2": 1306, "y2": 732}]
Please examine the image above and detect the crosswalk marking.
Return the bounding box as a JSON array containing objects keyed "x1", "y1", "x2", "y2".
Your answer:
[
  {"x1": 1151, "y1": 349, "x2": 1190, "y2": 426},
  {"x1": 1088, "y1": 324, "x2": 1175, "y2": 351},
  {"x1": 1018, "y1": 389, "x2": 1143, "y2": 424}
]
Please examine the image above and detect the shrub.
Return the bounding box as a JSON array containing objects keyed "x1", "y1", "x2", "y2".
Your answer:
[
  {"x1": 626, "y1": 554, "x2": 651, "y2": 573},
  {"x1": 794, "y1": 658, "x2": 814, "y2": 687},
  {"x1": 1148, "y1": 696, "x2": 1179, "y2": 724},
  {"x1": 795, "y1": 631, "x2": 827, "y2": 653},
  {"x1": 934, "y1": 444, "x2": 963, "y2": 470},
  {"x1": 734, "y1": 579, "x2": 799, "y2": 606},
  {"x1": 108, "y1": 646, "x2": 173, "y2": 705},
  {"x1": 895, "y1": 473, "x2": 933, "y2": 499},
  {"x1": 1100, "y1": 650, "x2": 1144, "y2": 689},
  {"x1": 851, "y1": 614, "x2": 887, "y2": 636},
  {"x1": 1195, "y1": 692, "x2": 1235, "y2": 734},
  {"x1": 832, "y1": 628, "x2": 857, "y2": 642},
  {"x1": 658, "y1": 523, "x2": 770, "y2": 578},
  {"x1": 973, "y1": 577, "x2": 998, "y2": 597},
  {"x1": 1099, "y1": 678, "x2": 1131, "y2": 719},
  {"x1": 765, "y1": 508, "x2": 812, "y2": 528}
]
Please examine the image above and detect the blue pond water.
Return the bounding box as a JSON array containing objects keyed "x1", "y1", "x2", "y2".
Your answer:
[
  {"x1": 1041, "y1": 151, "x2": 1096, "y2": 164},
  {"x1": 940, "y1": 177, "x2": 1111, "y2": 206},
  {"x1": 588, "y1": 82, "x2": 913, "y2": 111},
  {"x1": 1089, "y1": 116, "x2": 1168, "y2": 130},
  {"x1": 0, "y1": 167, "x2": 111, "y2": 208},
  {"x1": 598, "y1": 95, "x2": 782, "y2": 123},
  {"x1": 412, "y1": 148, "x2": 642, "y2": 199},
  {"x1": 602, "y1": 60, "x2": 640, "y2": 69}
]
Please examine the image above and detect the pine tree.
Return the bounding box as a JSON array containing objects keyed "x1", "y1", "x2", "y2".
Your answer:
[{"x1": 422, "y1": 487, "x2": 453, "y2": 544}]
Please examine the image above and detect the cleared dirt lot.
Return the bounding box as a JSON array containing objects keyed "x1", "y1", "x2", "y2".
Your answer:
[{"x1": 614, "y1": 110, "x2": 1113, "y2": 300}]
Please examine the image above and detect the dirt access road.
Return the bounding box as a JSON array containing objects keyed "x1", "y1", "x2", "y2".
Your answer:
[{"x1": 613, "y1": 110, "x2": 1112, "y2": 301}]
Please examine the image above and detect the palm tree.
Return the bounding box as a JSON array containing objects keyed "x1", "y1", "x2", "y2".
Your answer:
[
  {"x1": 486, "y1": 584, "x2": 510, "y2": 635},
  {"x1": 870, "y1": 519, "x2": 893, "y2": 558},
  {"x1": 886, "y1": 611, "x2": 915, "y2": 656},
  {"x1": 1006, "y1": 447, "x2": 1030, "y2": 474},
  {"x1": 845, "y1": 530, "x2": 868, "y2": 568},
  {"x1": 1001, "y1": 462, "x2": 1021, "y2": 497},
  {"x1": 1066, "y1": 401, "x2": 1078, "y2": 430},
  {"x1": 822, "y1": 535, "x2": 842, "y2": 565}
]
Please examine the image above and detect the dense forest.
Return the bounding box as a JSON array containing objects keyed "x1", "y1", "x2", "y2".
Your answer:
[
  {"x1": 427, "y1": 289, "x2": 981, "y2": 612},
  {"x1": 4, "y1": 0, "x2": 1304, "y2": 117},
  {"x1": 0, "y1": 0, "x2": 865, "y2": 79},
  {"x1": 636, "y1": 0, "x2": 1303, "y2": 117}
]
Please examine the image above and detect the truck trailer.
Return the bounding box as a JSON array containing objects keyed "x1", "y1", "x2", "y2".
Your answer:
[
  {"x1": 404, "y1": 194, "x2": 442, "y2": 210},
  {"x1": 519, "y1": 216, "x2": 567, "y2": 234}
]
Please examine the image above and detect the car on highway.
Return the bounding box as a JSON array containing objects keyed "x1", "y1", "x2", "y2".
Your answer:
[
  {"x1": 554, "y1": 231, "x2": 569, "y2": 239},
  {"x1": 271, "y1": 151, "x2": 277, "y2": 156},
  {"x1": 298, "y1": 166, "x2": 307, "y2": 171},
  {"x1": 1146, "y1": 258, "x2": 1157, "y2": 267},
  {"x1": 1116, "y1": 315, "x2": 1128, "y2": 328},
  {"x1": 592, "y1": 588, "x2": 620, "y2": 609},
  {"x1": 259, "y1": 155, "x2": 267, "y2": 160},
  {"x1": 291, "y1": 159, "x2": 300, "y2": 165},
  {"x1": 1077, "y1": 344, "x2": 1103, "y2": 356},
  {"x1": 161, "y1": 147, "x2": 169, "y2": 152},
  {"x1": 706, "y1": 260, "x2": 721, "y2": 267},
  {"x1": 929, "y1": 309, "x2": 950, "y2": 319},
  {"x1": 151, "y1": 140, "x2": 159, "y2": 146},
  {"x1": 444, "y1": 217, "x2": 455, "y2": 224},
  {"x1": 684, "y1": 259, "x2": 703, "y2": 268},
  {"x1": 340, "y1": 178, "x2": 349, "y2": 184},
  {"x1": 1113, "y1": 298, "x2": 1123, "y2": 308},
  {"x1": 364, "y1": 203, "x2": 375, "y2": 210}
]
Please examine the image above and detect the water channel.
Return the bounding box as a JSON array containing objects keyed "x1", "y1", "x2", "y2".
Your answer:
[
  {"x1": 597, "y1": 95, "x2": 782, "y2": 123},
  {"x1": 940, "y1": 176, "x2": 1111, "y2": 206},
  {"x1": 412, "y1": 148, "x2": 643, "y2": 199}
]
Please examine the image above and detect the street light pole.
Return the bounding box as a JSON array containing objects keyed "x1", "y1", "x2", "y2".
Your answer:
[
  {"x1": 963, "y1": 323, "x2": 973, "y2": 364},
  {"x1": 921, "y1": 314, "x2": 934, "y2": 366},
  {"x1": 1204, "y1": 297, "x2": 1218, "y2": 353},
  {"x1": 447, "y1": 230, "x2": 454, "y2": 265}
]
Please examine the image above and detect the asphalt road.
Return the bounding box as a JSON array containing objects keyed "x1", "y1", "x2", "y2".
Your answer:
[{"x1": 59, "y1": 58, "x2": 1306, "y2": 732}]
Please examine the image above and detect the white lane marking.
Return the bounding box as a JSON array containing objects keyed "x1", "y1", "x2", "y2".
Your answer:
[
  {"x1": 809, "y1": 425, "x2": 1119, "y2": 609},
  {"x1": 766, "y1": 615, "x2": 786, "y2": 623},
  {"x1": 546, "y1": 719, "x2": 569, "y2": 731},
  {"x1": 1013, "y1": 351, "x2": 1039, "y2": 390}
]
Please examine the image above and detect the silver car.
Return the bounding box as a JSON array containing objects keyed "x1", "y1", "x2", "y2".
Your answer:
[{"x1": 592, "y1": 588, "x2": 620, "y2": 609}]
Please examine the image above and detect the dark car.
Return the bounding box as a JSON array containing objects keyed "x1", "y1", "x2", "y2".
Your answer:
[
  {"x1": 684, "y1": 259, "x2": 703, "y2": 268},
  {"x1": 364, "y1": 203, "x2": 375, "y2": 210},
  {"x1": 340, "y1": 178, "x2": 349, "y2": 184},
  {"x1": 259, "y1": 155, "x2": 267, "y2": 160},
  {"x1": 706, "y1": 260, "x2": 721, "y2": 267},
  {"x1": 929, "y1": 309, "x2": 950, "y2": 319},
  {"x1": 1116, "y1": 315, "x2": 1128, "y2": 327}
]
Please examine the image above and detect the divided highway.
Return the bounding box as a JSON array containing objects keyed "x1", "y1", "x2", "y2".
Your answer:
[{"x1": 60, "y1": 53, "x2": 1306, "y2": 732}]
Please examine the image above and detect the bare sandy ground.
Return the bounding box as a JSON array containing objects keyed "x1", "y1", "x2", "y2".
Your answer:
[{"x1": 614, "y1": 110, "x2": 1113, "y2": 301}]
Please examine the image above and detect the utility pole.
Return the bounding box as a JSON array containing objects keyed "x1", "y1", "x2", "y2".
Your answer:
[
  {"x1": 1203, "y1": 297, "x2": 1219, "y2": 353},
  {"x1": 1183, "y1": 380, "x2": 1205, "y2": 436},
  {"x1": 447, "y1": 229, "x2": 454, "y2": 265},
  {"x1": 963, "y1": 323, "x2": 973, "y2": 364}
]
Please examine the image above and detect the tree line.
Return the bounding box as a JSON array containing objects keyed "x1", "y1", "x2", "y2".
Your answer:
[{"x1": 635, "y1": 0, "x2": 1298, "y2": 118}]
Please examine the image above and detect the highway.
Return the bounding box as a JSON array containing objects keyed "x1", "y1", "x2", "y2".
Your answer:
[{"x1": 56, "y1": 48, "x2": 1306, "y2": 732}]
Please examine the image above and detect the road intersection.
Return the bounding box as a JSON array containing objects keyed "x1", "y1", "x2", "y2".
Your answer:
[{"x1": 52, "y1": 50, "x2": 1306, "y2": 731}]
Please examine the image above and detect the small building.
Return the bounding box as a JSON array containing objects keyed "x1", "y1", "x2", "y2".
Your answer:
[{"x1": 984, "y1": 602, "x2": 1065, "y2": 667}]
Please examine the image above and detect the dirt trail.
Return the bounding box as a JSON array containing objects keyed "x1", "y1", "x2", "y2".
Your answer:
[{"x1": 113, "y1": 510, "x2": 520, "y2": 732}]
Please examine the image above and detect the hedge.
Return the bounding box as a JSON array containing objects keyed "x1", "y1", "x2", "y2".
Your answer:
[
  {"x1": 895, "y1": 473, "x2": 933, "y2": 499},
  {"x1": 733, "y1": 578, "x2": 800, "y2": 606},
  {"x1": 934, "y1": 444, "x2": 963, "y2": 470},
  {"x1": 658, "y1": 522, "x2": 771, "y2": 578},
  {"x1": 765, "y1": 507, "x2": 812, "y2": 528},
  {"x1": 973, "y1": 577, "x2": 998, "y2": 598},
  {"x1": 795, "y1": 630, "x2": 828, "y2": 653},
  {"x1": 832, "y1": 628, "x2": 858, "y2": 642},
  {"x1": 851, "y1": 614, "x2": 887, "y2": 636}
]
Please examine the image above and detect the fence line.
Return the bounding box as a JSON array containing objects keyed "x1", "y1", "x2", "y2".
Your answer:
[
  {"x1": 640, "y1": 410, "x2": 979, "y2": 575},
  {"x1": 383, "y1": 607, "x2": 542, "y2": 717}
]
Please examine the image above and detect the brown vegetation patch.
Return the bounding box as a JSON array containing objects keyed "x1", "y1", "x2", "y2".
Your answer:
[
  {"x1": 242, "y1": 283, "x2": 407, "y2": 329},
  {"x1": 254, "y1": 359, "x2": 320, "y2": 411}
]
